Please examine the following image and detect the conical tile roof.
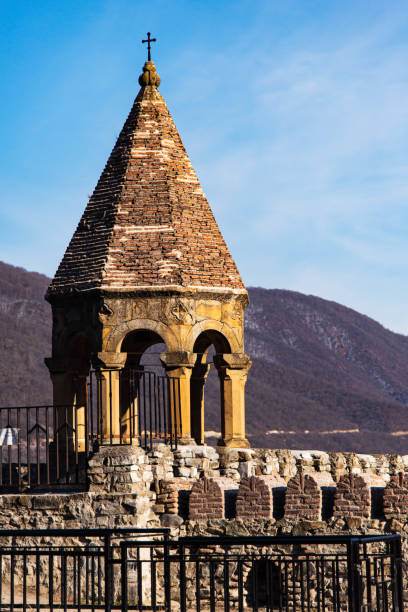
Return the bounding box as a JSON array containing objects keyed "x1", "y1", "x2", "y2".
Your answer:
[{"x1": 49, "y1": 61, "x2": 245, "y2": 296}]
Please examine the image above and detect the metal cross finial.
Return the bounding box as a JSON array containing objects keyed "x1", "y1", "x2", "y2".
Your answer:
[{"x1": 142, "y1": 32, "x2": 156, "y2": 61}]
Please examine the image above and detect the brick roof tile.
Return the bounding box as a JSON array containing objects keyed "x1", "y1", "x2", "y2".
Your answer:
[{"x1": 50, "y1": 63, "x2": 245, "y2": 295}]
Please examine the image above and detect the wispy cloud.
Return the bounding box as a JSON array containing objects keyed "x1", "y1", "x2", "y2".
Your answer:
[{"x1": 2, "y1": 2, "x2": 408, "y2": 331}]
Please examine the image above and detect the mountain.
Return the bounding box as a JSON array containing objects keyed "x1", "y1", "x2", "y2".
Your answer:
[
  {"x1": 0, "y1": 261, "x2": 51, "y2": 405},
  {"x1": 1, "y1": 261, "x2": 408, "y2": 454}
]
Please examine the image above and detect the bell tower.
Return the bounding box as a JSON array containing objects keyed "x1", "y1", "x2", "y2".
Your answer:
[{"x1": 45, "y1": 42, "x2": 251, "y2": 449}]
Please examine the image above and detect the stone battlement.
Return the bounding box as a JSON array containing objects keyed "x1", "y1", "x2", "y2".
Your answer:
[{"x1": 1, "y1": 445, "x2": 405, "y2": 534}]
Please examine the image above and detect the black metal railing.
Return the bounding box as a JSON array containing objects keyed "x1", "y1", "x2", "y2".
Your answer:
[
  {"x1": 0, "y1": 369, "x2": 181, "y2": 491},
  {"x1": 0, "y1": 404, "x2": 88, "y2": 492},
  {"x1": 0, "y1": 529, "x2": 401, "y2": 611},
  {"x1": 88, "y1": 369, "x2": 182, "y2": 450}
]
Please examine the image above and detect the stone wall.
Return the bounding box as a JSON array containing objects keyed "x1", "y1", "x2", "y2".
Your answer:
[
  {"x1": 1, "y1": 443, "x2": 408, "y2": 607},
  {"x1": 2, "y1": 445, "x2": 408, "y2": 533}
]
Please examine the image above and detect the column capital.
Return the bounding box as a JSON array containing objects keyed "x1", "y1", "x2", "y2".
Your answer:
[
  {"x1": 93, "y1": 351, "x2": 127, "y2": 370},
  {"x1": 213, "y1": 353, "x2": 252, "y2": 372},
  {"x1": 45, "y1": 357, "x2": 90, "y2": 377},
  {"x1": 159, "y1": 351, "x2": 196, "y2": 370},
  {"x1": 44, "y1": 357, "x2": 66, "y2": 375}
]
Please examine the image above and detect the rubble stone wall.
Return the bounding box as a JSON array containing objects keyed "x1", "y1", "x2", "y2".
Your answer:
[{"x1": 1, "y1": 444, "x2": 408, "y2": 533}]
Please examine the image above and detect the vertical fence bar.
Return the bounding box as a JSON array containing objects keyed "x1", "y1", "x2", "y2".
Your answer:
[
  {"x1": 7, "y1": 408, "x2": 12, "y2": 487},
  {"x1": 49, "y1": 552, "x2": 54, "y2": 612},
  {"x1": 393, "y1": 537, "x2": 404, "y2": 612},
  {"x1": 121, "y1": 543, "x2": 128, "y2": 612},
  {"x1": 109, "y1": 371, "x2": 113, "y2": 446},
  {"x1": 23, "y1": 551, "x2": 27, "y2": 611},
  {"x1": 144, "y1": 372, "x2": 148, "y2": 449},
  {"x1": 26, "y1": 408, "x2": 31, "y2": 488},
  {"x1": 223, "y1": 554, "x2": 229, "y2": 612},
  {"x1": 10, "y1": 550, "x2": 15, "y2": 612},
  {"x1": 168, "y1": 378, "x2": 174, "y2": 450},
  {"x1": 154, "y1": 372, "x2": 159, "y2": 442},
  {"x1": 177, "y1": 378, "x2": 182, "y2": 448},
  {"x1": 179, "y1": 543, "x2": 187, "y2": 612},
  {"x1": 65, "y1": 406, "x2": 69, "y2": 481},
  {"x1": 238, "y1": 557, "x2": 243, "y2": 612},
  {"x1": 137, "y1": 373, "x2": 142, "y2": 447},
  {"x1": 17, "y1": 409, "x2": 21, "y2": 491},
  {"x1": 161, "y1": 378, "x2": 167, "y2": 445},
  {"x1": 163, "y1": 533, "x2": 171, "y2": 612},
  {"x1": 35, "y1": 548, "x2": 40, "y2": 612},
  {"x1": 149, "y1": 373, "x2": 153, "y2": 450},
  {"x1": 119, "y1": 370, "x2": 123, "y2": 446},
  {"x1": 347, "y1": 540, "x2": 362, "y2": 612},
  {"x1": 151, "y1": 546, "x2": 157, "y2": 612},
  {"x1": 74, "y1": 401, "x2": 78, "y2": 485},
  {"x1": 85, "y1": 386, "x2": 89, "y2": 479},
  {"x1": 104, "y1": 533, "x2": 111, "y2": 612},
  {"x1": 46, "y1": 406, "x2": 50, "y2": 485},
  {"x1": 36, "y1": 406, "x2": 40, "y2": 485}
]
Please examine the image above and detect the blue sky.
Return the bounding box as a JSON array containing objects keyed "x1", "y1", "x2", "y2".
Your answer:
[{"x1": 1, "y1": 1, "x2": 408, "y2": 332}]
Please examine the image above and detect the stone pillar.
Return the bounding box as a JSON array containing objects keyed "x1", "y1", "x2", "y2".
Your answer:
[
  {"x1": 93, "y1": 352, "x2": 127, "y2": 445},
  {"x1": 190, "y1": 361, "x2": 210, "y2": 445},
  {"x1": 72, "y1": 372, "x2": 87, "y2": 452},
  {"x1": 45, "y1": 358, "x2": 83, "y2": 454},
  {"x1": 213, "y1": 353, "x2": 251, "y2": 448},
  {"x1": 160, "y1": 351, "x2": 195, "y2": 444}
]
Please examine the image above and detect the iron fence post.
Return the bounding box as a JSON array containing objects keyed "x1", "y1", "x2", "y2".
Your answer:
[
  {"x1": 392, "y1": 536, "x2": 404, "y2": 612},
  {"x1": 179, "y1": 542, "x2": 187, "y2": 612},
  {"x1": 347, "y1": 540, "x2": 362, "y2": 612},
  {"x1": 120, "y1": 542, "x2": 128, "y2": 612},
  {"x1": 164, "y1": 532, "x2": 171, "y2": 612},
  {"x1": 104, "y1": 533, "x2": 111, "y2": 612}
]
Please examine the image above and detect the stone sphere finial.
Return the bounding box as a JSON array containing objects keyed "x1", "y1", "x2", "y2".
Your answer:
[{"x1": 138, "y1": 61, "x2": 161, "y2": 88}]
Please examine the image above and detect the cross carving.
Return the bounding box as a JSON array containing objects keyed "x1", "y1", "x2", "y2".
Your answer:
[{"x1": 142, "y1": 32, "x2": 156, "y2": 61}]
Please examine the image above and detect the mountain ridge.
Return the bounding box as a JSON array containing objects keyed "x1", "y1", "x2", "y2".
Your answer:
[{"x1": 1, "y1": 260, "x2": 408, "y2": 454}]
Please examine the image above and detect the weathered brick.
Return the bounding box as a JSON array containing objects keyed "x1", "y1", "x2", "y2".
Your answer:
[{"x1": 49, "y1": 62, "x2": 244, "y2": 295}]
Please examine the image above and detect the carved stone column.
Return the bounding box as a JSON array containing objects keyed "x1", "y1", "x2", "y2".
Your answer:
[
  {"x1": 93, "y1": 352, "x2": 127, "y2": 444},
  {"x1": 213, "y1": 353, "x2": 252, "y2": 448},
  {"x1": 45, "y1": 357, "x2": 90, "y2": 477},
  {"x1": 190, "y1": 361, "x2": 210, "y2": 445},
  {"x1": 160, "y1": 351, "x2": 196, "y2": 444}
]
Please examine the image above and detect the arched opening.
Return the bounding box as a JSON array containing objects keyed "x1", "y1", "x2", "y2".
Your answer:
[
  {"x1": 191, "y1": 330, "x2": 231, "y2": 445},
  {"x1": 121, "y1": 329, "x2": 166, "y2": 372},
  {"x1": 119, "y1": 330, "x2": 168, "y2": 445}
]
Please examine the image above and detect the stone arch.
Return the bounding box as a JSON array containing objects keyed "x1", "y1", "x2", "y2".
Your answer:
[
  {"x1": 116, "y1": 327, "x2": 171, "y2": 444},
  {"x1": 105, "y1": 318, "x2": 179, "y2": 353},
  {"x1": 193, "y1": 329, "x2": 232, "y2": 357},
  {"x1": 121, "y1": 329, "x2": 166, "y2": 370},
  {"x1": 186, "y1": 320, "x2": 241, "y2": 354},
  {"x1": 189, "y1": 329, "x2": 232, "y2": 445}
]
